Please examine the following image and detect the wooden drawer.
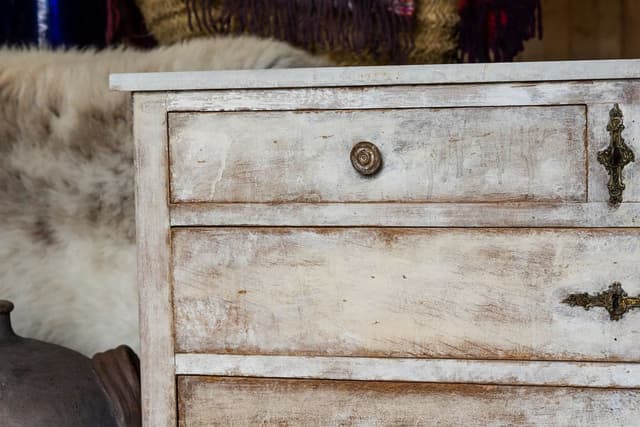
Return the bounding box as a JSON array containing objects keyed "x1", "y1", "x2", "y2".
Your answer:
[
  {"x1": 168, "y1": 106, "x2": 587, "y2": 204},
  {"x1": 178, "y1": 377, "x2": 640, "y2": 427},
  {"x1": 172, "y1": 227, "x2": 640, "y2": 361}
]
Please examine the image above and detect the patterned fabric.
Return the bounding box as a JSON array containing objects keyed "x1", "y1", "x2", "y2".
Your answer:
[
  {"x1": 134, "y1": 0, "x2": 459, "y2": 65},
  {"x1": 389, "y1": 0, "x2": 416, "y2": 16}
]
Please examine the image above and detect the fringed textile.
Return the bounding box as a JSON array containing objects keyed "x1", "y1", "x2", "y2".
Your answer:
[
  {"x1": 183, "y1": 0, "x2": 416, "y2": 63},
  {"x1": 458, "y1": 0, "x2": 542, "y2": 62},
  {"x1": 106, "y1": 0, "x2": 157, "y2": 47}
]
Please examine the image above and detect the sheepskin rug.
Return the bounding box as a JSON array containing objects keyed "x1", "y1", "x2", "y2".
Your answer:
[{"x1": 0, "y1": 36, "x2": 325, "y2": 356}]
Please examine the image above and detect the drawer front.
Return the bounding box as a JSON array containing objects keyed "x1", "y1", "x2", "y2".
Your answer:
[
  {"x1": 172, "y1": 228, "x2": 640, "y2": 361},
  {"x1": 178, "y1": 377, "x2": 640, "y2": 427},
  {"x1": 168, "y1": 106, "x2": 586, "y2": 203}
]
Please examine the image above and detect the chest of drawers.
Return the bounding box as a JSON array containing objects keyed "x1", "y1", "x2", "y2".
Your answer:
[{"x1": 112, "y1": 60, "x2": 640, "y2": 426}]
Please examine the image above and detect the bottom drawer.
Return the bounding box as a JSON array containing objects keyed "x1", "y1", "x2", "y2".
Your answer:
[{"x1": 178, "y1": 376, "x2": 640, "y2": 426}]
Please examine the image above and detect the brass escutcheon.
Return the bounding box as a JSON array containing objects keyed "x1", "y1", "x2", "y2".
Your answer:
[
  {"x1": 562, "y1": 282, "x2": 640, "y2": 321},
  {"x1": 598, "y1": 104, "x2": 635, "y2": 205}
]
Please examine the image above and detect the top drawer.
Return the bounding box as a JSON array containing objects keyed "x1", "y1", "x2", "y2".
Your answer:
[{"x1": 168, "y1": 106, "x2": 586, "y2": 204}]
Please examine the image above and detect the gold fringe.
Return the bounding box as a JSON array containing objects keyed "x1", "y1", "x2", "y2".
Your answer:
[
  {"x1": 411, "y1": 0, "x2": 459, "y2": 64},
  {"x1": 134, "y1": 0, "x2": 458, "y2": 64}
]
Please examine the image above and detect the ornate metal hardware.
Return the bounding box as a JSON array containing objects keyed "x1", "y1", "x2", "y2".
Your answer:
[
  {"x1": 562, "y1": 282, "x2": 640, "y2": 321},
  {"x1": 350, "y1": 141, "x2": 382, "y2": 176},
  {"x1": 597, "y1": 104, "x2": 635, "y2": 205}
]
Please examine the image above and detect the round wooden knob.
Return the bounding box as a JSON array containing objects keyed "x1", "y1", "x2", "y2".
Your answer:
[{"x1": 350, "y1": 141, "x2": 382, "y2": 176}]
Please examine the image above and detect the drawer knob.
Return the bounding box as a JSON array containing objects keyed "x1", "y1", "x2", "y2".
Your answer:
[
  {"x1": 351, "y1": 141, "x2": 382, "y2": 176},
  {"x1": 598, "y1": 104, "x2": 635, "y2": 205},
  {"x1": 562, "y1": 282, "x2": 640, "y2": 321}
]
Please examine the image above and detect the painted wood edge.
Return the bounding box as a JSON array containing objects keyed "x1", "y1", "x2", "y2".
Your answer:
[
  {"x1": 163, "y1": 80, "x2": 637, "y2": 112},
  {"x1": 169, "y1": 202, "x2": 640, "y2": 227},
  {"x1": 174, "y1": 354, "x2": 640, "y2": 388},
  {"x1": 133, "y1": 93, "x2": 176, "y2": 427},
  {"x1": 110, "y1": 59, "x2": 640, "y2": 91}
]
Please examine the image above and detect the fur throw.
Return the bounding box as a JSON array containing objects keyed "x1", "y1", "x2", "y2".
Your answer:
[{"x1": 0, "y1": 36, "x2": 325, "y2": 356}]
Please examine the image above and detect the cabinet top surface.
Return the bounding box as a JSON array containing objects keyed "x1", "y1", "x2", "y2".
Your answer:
[{"x1": 110, "y1": 59, "x2": 640, "y2": 92}]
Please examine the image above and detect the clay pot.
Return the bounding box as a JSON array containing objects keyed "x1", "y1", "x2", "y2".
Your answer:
[{"x1": 0, "y1": 300, "x2": 141, "y2": 427}]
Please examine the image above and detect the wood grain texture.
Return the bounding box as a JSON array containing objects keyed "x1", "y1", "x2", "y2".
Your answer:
[
  {"x1": 177, "y1": 377, "x2": 640, "y2": 427},
  {"x1": 169, "y1": 107, "x2": 586, "y2": 203},
  {"x1": 133, "y1": 93, "x2": 176, "y2": 427},
  {"x1": 167, "y1": 81, "x2": 640, "y2": 204},
  {"x1": 125, "y1": 64, "x2": 640, "y2": 424},
  {"x1": 169, "y1": 202, "x2": 640, "y2": 227},
  {"x1": 172, "y1": 228, "x2": 640, "y2": 361},
  {"x1": 623, "y1": 0, "x2": 640, "y2": 58},
  {"x1": 165, "y1": 81, "x2": 640, "y2": 112},
  {"x1": 571, "y1": 0, "x2": 621, "y2": 60},
  {"x1": 518, "y1": 0, "x2": 571, "y2": 61},
  {"x1": 520, "y1": 0, "x2": 640, "y2": 61},
  {"x1": 109, "y1": 59, "x2": 640, "y2": 91},
  {"x1": 175, "y1": 354, "x2": 640, "y2": 388}
]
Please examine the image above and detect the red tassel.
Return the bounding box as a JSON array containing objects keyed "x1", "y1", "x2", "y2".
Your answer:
[
  {"x1": 459, "y1": 0, "x2": 542, "y2": 62},
  {"x1": 105, "y1": 0, "x2": 157, "y2": 47},
  {"x1": 105, "y1": 0, "x2": 120, "y2": 45}
]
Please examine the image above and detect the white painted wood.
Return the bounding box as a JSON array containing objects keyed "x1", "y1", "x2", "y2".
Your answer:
[
  {"x1": 110, "y1": 59, "x2": 640, "y2": 92},
  {"x1": 133, "y1": 93, "x2": 176, "y2": 427},
  {"x1": 178, "y1": 376, "x2": 640, "y2": 427},
  {"x1": 169, "y1": 202, "x2": 640, "y2": 227},
  {"x1": 169, "y1": 107, "x2": 586, "y2": 203},
  {"x1": 165, "y1": 80, "x2": 638, "y2": 112},
  {"x1": 127, "y1": 62, "x2": 640, "y2": 425},
  {"x1": 174, "y1": 354, "x2": 640, "y2": 388},
  {"x1": 172, "y1": 228, "x2": 640, "y2": 361}
]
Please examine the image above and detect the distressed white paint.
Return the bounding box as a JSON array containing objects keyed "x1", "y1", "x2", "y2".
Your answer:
[
  {"x1": 172, "y1": 228, "x2": 640, "y2": 361},
  {"x1": 163, "y1": 81, "x2": 640, "y2": 205},
  {"x1": 123, "y1": 62, "x2": 640, "y2": 426},
  {"x1": 165, "y1": 81, "x2": 639, "y2": 112},
  {"x1": 169, "y1": 202, "x2": 640, "y2": 227},
  {"x1": 110, "y1": 59, "x2": 640, "y2": 92},
  {"x1": 133, "y1": 93, "x2": 176, "y2": 427},
  {"x1": 174, "y1": 354, "x2": 640, "y2": 388},
  {"x1": 169, "y1": 107, "x2": 586, "y2": 203},
  {"x1": 178, "y1": 377, "x2": 640, "y2": 427}
]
